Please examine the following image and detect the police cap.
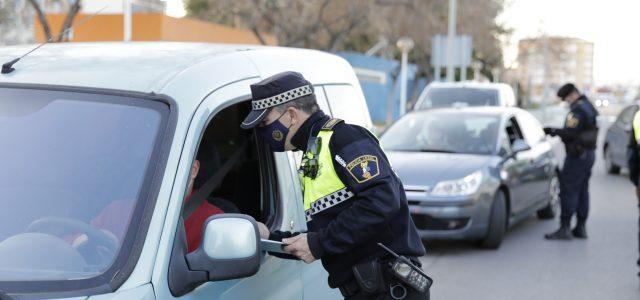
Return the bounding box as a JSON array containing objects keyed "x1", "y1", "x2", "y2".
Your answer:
[
  {"x1": 557, "y1": 83, "x2": 579, "y2": 100},
  {"x1": 241, "y1": 71, "x2": 313, "y2": 129}
]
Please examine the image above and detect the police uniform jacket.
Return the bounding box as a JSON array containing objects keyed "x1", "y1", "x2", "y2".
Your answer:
[
  {"x1": 273, "y1": 111, "x2": 425, "y2": 288},
  {"x1": 549, "y1": 95, "x2": 598, "y2": 156}
]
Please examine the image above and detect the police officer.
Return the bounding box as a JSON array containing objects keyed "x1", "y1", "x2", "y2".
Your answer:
[
  {"x1": 543, "y1": 83, "x2": 598, "y2": 240},
  {"x1": 626, "y1": 108, "x2": 640, "y2": 278},
  {"x1": 241, "y1": 71, "x2": 429, "y2": 299}
]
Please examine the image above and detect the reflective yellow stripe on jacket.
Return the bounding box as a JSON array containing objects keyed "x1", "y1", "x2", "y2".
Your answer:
[
  {"x1": 301, "y1": 127, "x2": 354, "y2": 221},
  {"x1": 634, "y1": 111, "x2": 640, "y2": 143}
]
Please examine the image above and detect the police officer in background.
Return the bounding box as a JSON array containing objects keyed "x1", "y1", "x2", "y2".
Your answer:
[
  {"x1": 626, "y1": 108, "x2": 640, "y2": 278},
  {"x1": 543, "y1": 83, "x2": 598, "y2": 240},
  {"x1": 241, "y1": 71, "x2": 429, "y2": 299}
]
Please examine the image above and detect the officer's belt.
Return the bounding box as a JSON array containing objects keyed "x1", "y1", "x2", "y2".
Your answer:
[{"x1": 305, "y1": 187, "x2": 354, "y2": 221}]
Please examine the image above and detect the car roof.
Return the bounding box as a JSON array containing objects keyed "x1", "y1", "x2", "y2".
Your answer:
[{"x1": 0, "y1": 42, "x2": 358, "y2": 110}]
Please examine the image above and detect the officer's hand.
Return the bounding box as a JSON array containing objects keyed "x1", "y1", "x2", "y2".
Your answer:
[
  {"x1": 257, "y1": 222, "x2": 270, "y2": 239},
  {"x1": 283, "y1": 233, "x2": 316, "y2": 263},
  {"x1": 543, "y1": 127, "x2": 556, "y2": 136}
]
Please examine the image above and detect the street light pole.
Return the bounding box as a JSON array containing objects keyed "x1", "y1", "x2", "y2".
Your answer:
[
  {"x1": 446, "y1": 0, "x2": 457, "y2": 82},
  {"x1": 397, "y1": 37, "x2": 414, "y2": 117},
  {"x1": 123, "y1": 0, "x2": 132, "y2": 42}
]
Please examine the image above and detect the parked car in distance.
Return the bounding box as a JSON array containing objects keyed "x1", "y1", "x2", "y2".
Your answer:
[
  {"x1": 380, "y1": 107, "x2": 559, "y2": 249},
  {"x1": 0, "y1": 42, "x2": 375, "y2": 299},
  {"x1": 603, "y1": 102, "x2": 639, "y2": 174},
  {"x1": 413, "y1": 81, "x2": 516, "y2": 110}
]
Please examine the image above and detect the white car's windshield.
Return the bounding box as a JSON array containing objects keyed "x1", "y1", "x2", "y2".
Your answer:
[
  {"x1": 381, "y1": 112, "x2": 500, "y2": 155},
  {"x1": 419, "y1": 87, "x2": 499, "y2": 109},
  {"x1": 0, "y1": 88, "x2": 167, "y2": 283}
]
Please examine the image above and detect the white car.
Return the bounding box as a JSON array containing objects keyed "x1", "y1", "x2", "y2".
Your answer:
[
  {"x1": 414, "y1": 81, "x2": 517, "y2": 110},
  {"x1": 0, "y1": 42, "x2": 373, "y2": 299}
]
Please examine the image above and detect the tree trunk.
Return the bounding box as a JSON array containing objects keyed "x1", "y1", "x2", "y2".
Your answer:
[
  {"x1": 57, "y1": 0, "x2": 82, "y2": 42},
  {"x1": 28, "y1": 0, "x2": 52, "y2": 42}
]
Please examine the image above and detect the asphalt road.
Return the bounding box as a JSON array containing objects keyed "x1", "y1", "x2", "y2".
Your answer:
[{"x1": 419, "y1": 117, "x2": 640, "y2": 300}]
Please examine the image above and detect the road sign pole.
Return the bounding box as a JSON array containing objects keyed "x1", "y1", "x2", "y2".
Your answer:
[
  {"x1": 446, "y1": 0, "x2": 457, "y2": 82},
  {"x1": 124, "y1": 0, "x2": 132, "y2": 42}
]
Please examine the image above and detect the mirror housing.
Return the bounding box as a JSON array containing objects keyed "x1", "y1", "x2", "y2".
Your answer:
[
  {"x1": 186, "y1": 214, "x2": 261, "y2": 282},
  {"x1": 503, "y1": 139, "x2": 531, "y2": 161},
  {"x1": 169, "y1": 214, "x2": 261, "y2": 297},
  {"x1": 511, "y1": 139, "x2": 531, "y2": 154}
]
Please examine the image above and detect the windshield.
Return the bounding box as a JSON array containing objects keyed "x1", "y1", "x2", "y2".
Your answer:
[
  {"x1": 381, "y1": 112, "x2": 500, "y2": 155},
  {"x1": 0, "y1": 88, "x2": 168, "y2": 284},
  {"x1": 418, "y1": 87, "x2": 499, "y2": 109}
]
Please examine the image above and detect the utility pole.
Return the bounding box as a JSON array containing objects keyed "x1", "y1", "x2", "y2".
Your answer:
[
  {"x1": 446, "y1": 0, "x2": 457, "y2": 82},
  {"x1": 123, "y1": 0, "x2": 132, "y2": 41},
  {"x1": 397, "y1": 37, "x2": 414, "y2": 117}
]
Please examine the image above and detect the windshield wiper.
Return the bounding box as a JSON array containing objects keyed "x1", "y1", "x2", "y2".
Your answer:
[{"x1": 419, "y1": 149, "x2": 457, "y2": 153}]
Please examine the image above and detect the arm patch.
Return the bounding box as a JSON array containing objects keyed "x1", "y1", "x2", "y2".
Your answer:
[{"x1": 346, "y1": 155, "x2": 380, "y2": 183}]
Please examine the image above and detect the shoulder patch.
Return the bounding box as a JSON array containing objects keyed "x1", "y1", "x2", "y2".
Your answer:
[
  {"x1": 321, "y1": 118, "x2": 343, "y2": 131},
  {"x1": 346, "y1": 155, "x2": 380, "y2": 183},
  {"x1": 566, "y1": 112, "x2": 580, "y2": 128}
]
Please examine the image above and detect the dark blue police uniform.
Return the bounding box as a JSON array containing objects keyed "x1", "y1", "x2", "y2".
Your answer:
[
  {"x1": 545, "y1": 95, "x2": 598, "y2": 238},
  {"x1": 273, "y1": 111, "x2": 427, "y2": 299}
]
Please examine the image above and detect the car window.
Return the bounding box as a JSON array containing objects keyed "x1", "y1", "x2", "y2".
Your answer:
[
  {"x1": 0, "y1": 88, "x2": 169, "y2": 287},
  {"x1": 517, "y1": 111, "x2": 545, "y2": 145},
  {"x1": 418, "y1": 87, "x2": 499, "y2": 109},
  {"x1": 505, "y1": 116, "x2": 524, "y2": 145},
  {"x1": 323, "y1": 84, "x2": 370, "y2": 127},
  {"x1": 187, "y1": 101, "x2": 280, "y2": 237},
  {"x1": 313, "y1": 85, "x2": 332, "y2": 115},
  {"x1": 617, "y1": 105, "x2": 638, "y2": 126},
  {"x1": 380, "y1": 112, "x2": 500, "y2": 155}
]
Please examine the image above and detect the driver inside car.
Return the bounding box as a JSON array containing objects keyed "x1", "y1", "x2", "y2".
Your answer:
[{"x1": 72, "y1": 144, "x2": 242, "y2": 254}]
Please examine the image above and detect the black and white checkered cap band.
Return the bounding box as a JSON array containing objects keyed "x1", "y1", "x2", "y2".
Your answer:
[
  {"x1": 305, "y1": 188, "x2": 354, "y2": 221},
  {"x1": 252, "y1": 85, "x2": 313, "y2": 110}
]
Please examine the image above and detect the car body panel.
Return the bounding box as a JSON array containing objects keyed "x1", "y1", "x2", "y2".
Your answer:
[
  {"x1": 605, "y1": 104, "x2": 638, "y2": 169},
  {"x1": 383, "y1": 107, "x2": 557, "y2": 241},
  {"x1": 0, "y1": 42, "x2": 369, "y2": 299}
]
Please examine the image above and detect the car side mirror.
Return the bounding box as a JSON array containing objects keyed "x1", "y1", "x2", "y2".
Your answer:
[
  {"x1": 169, "y1": 214, "x2": 262, "y2": 297},
  {"x1": 502, "y1": 139, "x2": 530, "y2": 162},
  {"x1": 511, "y1": 139, "x2": 531, "y2": 153},
  {"x1": 186, "y1": 214, "x2": 260, "y2": 281}
]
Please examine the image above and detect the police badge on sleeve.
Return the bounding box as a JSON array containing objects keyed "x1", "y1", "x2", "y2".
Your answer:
[{"x1": 347, "y1": 155, "x2": 380, "y2": 183}]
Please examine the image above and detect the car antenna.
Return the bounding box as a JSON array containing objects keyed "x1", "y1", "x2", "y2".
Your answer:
[{"x1": 1, "y1": 6, "x2": 108, "y2": 75}]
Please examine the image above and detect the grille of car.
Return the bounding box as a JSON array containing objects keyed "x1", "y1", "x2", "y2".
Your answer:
[{"x1": 411, "y1": 214, "x2": 469, "y2": 230}]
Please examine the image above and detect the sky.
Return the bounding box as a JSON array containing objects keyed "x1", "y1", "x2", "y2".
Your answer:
[
  {"x1": 166, "y1": 0, "x2": 639, "y2": 86},
  {"x1": 499, "y1": 0, "x2": 640, "y2": 86}
]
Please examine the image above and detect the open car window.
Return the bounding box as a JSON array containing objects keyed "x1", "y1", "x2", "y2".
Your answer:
[{"x1": 181, "y1": 100, "x2": 280, "y2": 252}]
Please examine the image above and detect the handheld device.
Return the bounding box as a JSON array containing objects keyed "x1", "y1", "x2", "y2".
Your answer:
[
  {"x1": 377, "y1": 243, "x2": 433, "y2": 293},
  {"x1": 260, "y1": 239, "x2": 290, "y2": 254}
]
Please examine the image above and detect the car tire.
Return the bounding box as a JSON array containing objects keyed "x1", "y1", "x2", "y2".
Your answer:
[
  {"x1": 604, "y1": 146, "x2": 621, "y2": 174},
  {"x1": 478, "y1": 190, "x2": 507, "y2": 249},
  {"x1": 537, "y1": 173, "x2": 560, "y2": 219}
]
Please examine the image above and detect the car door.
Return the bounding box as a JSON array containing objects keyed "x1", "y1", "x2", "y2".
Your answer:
[
  {"x1": 153, "y1": 79, "x2": 304, "y2": 300},
  {"x1": 501, "y1": 116, "x2": 537, "y2": 214},
  {"x1": 609, "y1": 105, "x2": 637, "y2": 166},
  {"x1": 516, "y1": 111, "x2": 554, "y2": 204}
]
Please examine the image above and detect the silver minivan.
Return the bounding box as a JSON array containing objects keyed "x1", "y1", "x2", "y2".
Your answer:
[
  {"x1": 414, "y1": 81, "x2": 517, "y2": 110},
  {"x1": 0, "y1": 42, "x2": 372, "y2": 299}
]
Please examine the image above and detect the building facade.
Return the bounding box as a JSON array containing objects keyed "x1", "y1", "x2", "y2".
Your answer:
[{"x1": 517, "y1": 37, "x2": 594, "y2": 105}]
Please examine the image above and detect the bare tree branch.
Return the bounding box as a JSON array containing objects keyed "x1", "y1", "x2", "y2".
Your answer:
[
  {"x1": 28, "y1": 0, "x2": 53, "y2": 41},
  {"x1": 57, "y1": 0, "x2": 82, "y2": 42}
]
